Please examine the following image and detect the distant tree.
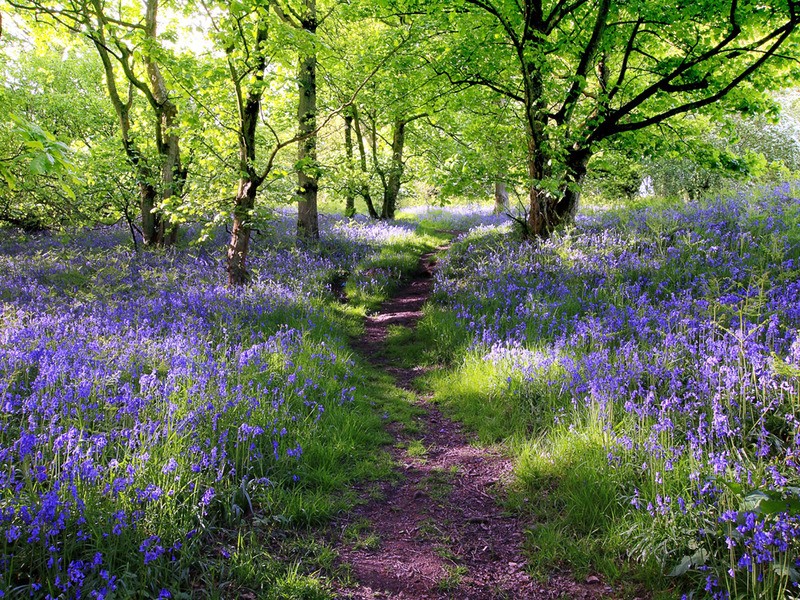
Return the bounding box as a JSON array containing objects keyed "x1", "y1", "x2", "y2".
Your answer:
[
  {"x1": 584, "y1": 95, "x2": 800, "y2": 202},
  {"x1": 0, "y1": 39, "x2": 126, "y2": 231},
  {"x1": 408, "y1": 87, "x2": 527, "y2": 209},
  {"x1": 322, "y1": 9, "x2": 442, "y2": 219},
  {"x1": 197, "y1": 0, "x2": 356, "y2": 284}
]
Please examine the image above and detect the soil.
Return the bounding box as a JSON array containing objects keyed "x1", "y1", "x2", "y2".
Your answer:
[{"x1": 332, "y1": 250, "x2": 618, "y2": 600}]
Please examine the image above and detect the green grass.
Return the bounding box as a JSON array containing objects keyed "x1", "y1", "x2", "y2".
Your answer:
[
  {"x1": 405, "y1": 438, "x2": 428, "y2": 459},
  {"x1": 416, "y1": 518, "x2": 449, "y2": 542},
  {"x1": 342, "y1": 518, "x2": 381, "y2": 551},
  {"x1": 343, "y1": 229, "x2": 447, "y2": 311},
  {"x1": 436, "y1": 564, "x2": 468, "y2": 592},
  {"x1": 195, "y1": 528, "x2": 337, "y2": 599}
]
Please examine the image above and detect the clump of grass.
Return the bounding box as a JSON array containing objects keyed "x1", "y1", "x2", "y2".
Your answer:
[
  {"x1": 437, "y1": 564, "x2": 468, "y2": 592},
  {"x1": 405, "y1": 439, "x2": 428, "y2": 459},
  {"x1": 342, "y1": 518, "x2": 381, "y2": 551},
  {"x1": 418, "y1": 467, "x2": 457, "y2": 503}
]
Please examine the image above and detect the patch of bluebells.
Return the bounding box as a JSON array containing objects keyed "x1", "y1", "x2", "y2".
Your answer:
[
  {"x1": 0, "y1": 213, "x2": 414, "y2": 596},
  {"x1": 433, "y1": 185, "x2": 800, "y2": 598}
]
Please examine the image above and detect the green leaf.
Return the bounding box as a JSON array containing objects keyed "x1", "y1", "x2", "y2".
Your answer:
[
  {"x1": 668, "y1": 549, "x2": 708, "y2": 577},
  {"x1": 0, "y1": 164, "x2": 17, "y2": 190},
  {"x1": 772, "y1": 563, "x2": 800, "y2": 582},
  {"x1": 29, "y1": 153, "x2": 49, "y2": 175},
  {"x1": 24, "y1": 140, "x2": 46, "y2": 152},
  {"x1": 669, "y1": 555, "x2": 693, "y2": 577},
  {"x1": 60, "y1": 181, "x2": 76, "y2": 201}
]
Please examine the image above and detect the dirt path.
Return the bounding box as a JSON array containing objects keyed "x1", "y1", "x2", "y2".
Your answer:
[{"x1": 333, "y1": 250, "x2": 613, "y2": 600}]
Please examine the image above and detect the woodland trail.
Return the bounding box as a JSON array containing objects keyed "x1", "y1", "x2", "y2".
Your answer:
[{"x1": 332, "y1": 248, "x2": 614, "y2": 600}]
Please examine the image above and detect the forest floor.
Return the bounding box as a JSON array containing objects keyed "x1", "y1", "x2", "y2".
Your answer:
[{"x1": 329, "y1": 248, "x2": 617, "y2": 600}]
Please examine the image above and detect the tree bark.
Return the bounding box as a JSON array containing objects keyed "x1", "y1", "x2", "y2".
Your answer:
[
  {"x1": 92, "y1": 35, "x2": 163, "y2": 247},
  {"x1": 139, "y1": 180, "x2": 159, "y2": 245},
  {"x1": 381, "y1": 118, "x2": 406, "y2": 220},
  {"x1": 227, "y1": 179, "x2": 259, "y2": 285},
  {"x1": 523, "y1": 59, "x2": 552, "y2": 238},
  {"x1": 225, "y1": 10, "x2": 269, "y2": 285},
  {"x1": 156, "y1": 103, "x2": 182, "y2": 246},
  {"x1": 145, "y1": 0, "x2": 181, "y2": 246},
  {"x1": 526, "y1": 148, "x2": 590, "y2": 238},
  {"x1": 354, "y1": 109, "x2": 379, "y2": 218},
  {"x1": 553, "y1": 150, "x2": 590, "y2": 224},
  {"x1": 493, "y1": 181, "x2": 508, "y2": 214},
  {"x1": 343, "y1": 113, "x2": 355, "y2": 217},
  {"x1": 296, "y1": 0, "x2": 319, "y2": 240}
]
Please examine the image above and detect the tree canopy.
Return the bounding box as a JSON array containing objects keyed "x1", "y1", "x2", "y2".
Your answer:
[{"x1": 2, "y1": 0, "x2": 799, "y2": 276}]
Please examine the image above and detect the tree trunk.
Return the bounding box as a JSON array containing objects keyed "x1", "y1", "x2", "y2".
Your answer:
[
  {"x1": 227, "y1": 179, "x2": 258, "y2": 286},
  {"x1": 139, "y1": 180, "x2": 160, "y2": 245},
  {"x1": 554, "y1": 150, "x2": 590, "y2": 223},
  {"x1": 149, "y1": 100, "x2": 182, "y2": 247},
  {"x1": 381, "y1": 118, "x2": 406, "y2": 220},
  {"x1": 527, "y1": 149, "x2": 590, "y2": 238},
  {"x1": 145, "y1": 0, "x2": 181, "y2": 247},
  {"x1": 153, "y1": 101, "x2": 183, "y2": 246},
  {"x1": 353, "y1": 109, "x2": 379, "y2": 218},
  {"x1": 523, "y1": 59, "x2": 554, "y2": 238},
  {"x1": 493, "y1": 181, "x2": 508, "y2": 214},
  {"x1": 343, "y1": 113, "x2": 355, "y2": 217},
  {"x1": 91, "y1": 36, "x2": 163, "y2": 247},
  {"x1": 296, "y1": 1, "x2": 319, "y2": 240}
]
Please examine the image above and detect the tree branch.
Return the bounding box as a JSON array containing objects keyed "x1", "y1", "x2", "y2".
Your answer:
[
  {"x1": 554, "y1": 0, "x2": 611, "y2": 125},
  {"x1": 590, "y1": 21, "x2": 796, "y2": 142}
]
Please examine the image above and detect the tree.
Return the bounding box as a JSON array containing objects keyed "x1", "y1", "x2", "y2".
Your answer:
[
  {"x1": 199, "y1": 0, "x2": 347, "y2": 283},
  {"x1": 371, "y1": 112, "x2": 428, "y2": 218},
  {"x1": 321, "y1": 9, "x2": 442, "y2": 219},
  {"x1": 294, "y1": 0, "x2": 321, "y2": 239},
  {"x1": 195, "y1": 0, "x2": 292, "y2": 284},
  {"x1": 423, "y1": 0, "x2": 800, "y2": 237},
  {"x1": 8, "y1": 0, "x2": 188, "y2": 246}
]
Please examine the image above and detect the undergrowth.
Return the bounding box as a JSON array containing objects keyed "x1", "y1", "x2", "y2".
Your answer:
[
  {"x1": 416, "y1": 188, "x2": 800, "y2": 599},
  {"x1": 0, "y1": 213, "x2": 438, "y2": 598}
]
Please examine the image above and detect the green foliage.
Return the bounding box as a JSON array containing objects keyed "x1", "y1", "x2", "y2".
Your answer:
[
  {"x1": 4, "y1": 0, "x2": 796, "y2": 231},
  {"x1": 0, "y1": 34, "x2": 130, "y2": 230},
  {"x1": 586, "y1": 92, "x2": 800, "y2": 204}
]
